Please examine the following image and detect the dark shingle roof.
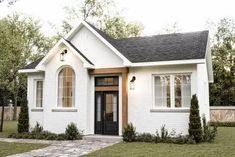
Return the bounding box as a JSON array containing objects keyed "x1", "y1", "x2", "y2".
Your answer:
[
  {"x1": 113, "y1": 31, "x2": 208, "y2": 62},
  {"x1": 22, "y1": 22, "x2": 209, "y2": 69},
  {"x1": 21, "y1": 57, "x2": 43, "y2": 69}
]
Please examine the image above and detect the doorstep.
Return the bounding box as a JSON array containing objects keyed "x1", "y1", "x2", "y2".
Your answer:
[{"x1": 83, "y1": 134, "x2": 122, "y2": 142}]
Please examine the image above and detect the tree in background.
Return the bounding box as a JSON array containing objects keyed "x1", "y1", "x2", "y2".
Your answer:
[
  {"x1": 0, "y1": 14, "x2": 53, "y2": 122},
  {"x1": 103, "y1": 17, "x2": 143, "y2": 39},
  {"x1": 60, "y1": 0, "x2": 144, "y2": 39},
  {"x1": 210, "y1": 18, "x2": 235, "y2": 106},
  {"x1": 162, "y1": 22, "x2": 181, "y2": 34},
  {"x1": 17, "y1": 98, "x2": 29, "y2": 133},
  {"x1": 0, "y1": 0, "x2": 18, "y2": 5},
  {"x1": 188, "y1": 94, "x2": 202, "y2": 143}
]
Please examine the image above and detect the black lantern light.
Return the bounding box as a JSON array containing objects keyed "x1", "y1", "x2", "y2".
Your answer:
[
  {"x1": 60, "y1": 49, "x2": 67, "y2": 61},
  {"x1": 130, "y1": 76, "x2": 136, "y2": 90}
]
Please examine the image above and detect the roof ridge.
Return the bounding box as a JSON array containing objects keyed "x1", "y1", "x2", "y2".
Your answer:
[
  {"x1": 84, "y1": 21, "x2": 209, "y2": 41},
  {"x1": 115, "y1": 30, "x2": 209, "y2": 41}
]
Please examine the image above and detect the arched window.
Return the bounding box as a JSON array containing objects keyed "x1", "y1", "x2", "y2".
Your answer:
[{"x1": 58, "y1": 67, "x2": 75, "y2": 107}]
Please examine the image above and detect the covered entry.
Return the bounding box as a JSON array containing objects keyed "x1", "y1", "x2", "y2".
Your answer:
[{"x1": 89, "y1": 68, "x2": 128, "y2": 135}]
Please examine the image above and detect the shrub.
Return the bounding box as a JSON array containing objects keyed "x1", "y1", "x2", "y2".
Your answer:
[
  {"x1": 56, "y1": 133, "x2": 67, "y2": 141},
  {"x1": 202, "y1": 115, "x2": 217, "y2": 142},
  {"x1": 31, "y1": 122, "x2": 43, "y2": 133},
  {"x1": 8, "y1": 131, "x2": 68, "y2": 140},
  {"x1": 188, "y1": 94, "x2": 202, "y2": 143},
  {"x1": 136, "y1": 133, "x2": 154, "y2": 142},
  {"x1": 9, "y1": 123, "x2": 82, "y2": 141},
  {"x1": 123, "y1": 123, "x2": 137, "y2": 142},
  {"x1": 65, "y1": 123, "x2": 82, "y2": 140},
  {"x1": 155, "y1": 125, "x2": 176, "y2": 143},
  {"x1": 18, "y1": 99, "x2": 29, "y2": 133},
  {"x1": 209, "y1": 122, "x2": 235, "y2": 127},
  {"x1": 170, "y1": 135, "x2": 189, "y2": 144},
  {"x1": 121, "y1": 123, "x2": 199, "y2": 144}
]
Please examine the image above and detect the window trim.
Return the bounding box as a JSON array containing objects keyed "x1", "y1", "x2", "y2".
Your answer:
[
  {"x1": 56, "y1": 66, "x2": 76, "y2": 108},
  {"x1": 152, "y1": 72, "x2": 192, "y2": 110},
  {"x1": 34, "y1": 79, "x2": 44, "y2": 109}
]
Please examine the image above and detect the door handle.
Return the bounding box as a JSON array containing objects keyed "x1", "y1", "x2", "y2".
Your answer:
[{"x1": 103, "y1": 111, "x2": 105, "y2": 120}]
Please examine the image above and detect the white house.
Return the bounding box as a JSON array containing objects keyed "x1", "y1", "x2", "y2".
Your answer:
[{"x1": 19, "y1": 21, "x2": 213, "y2": 136}]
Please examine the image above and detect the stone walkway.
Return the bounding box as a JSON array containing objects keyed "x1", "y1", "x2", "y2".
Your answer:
[{"x1": 0, "y1": 136, "x2": 121, "y2": 157}]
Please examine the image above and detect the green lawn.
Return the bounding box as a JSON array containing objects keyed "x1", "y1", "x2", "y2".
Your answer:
[
  {"x1": 0, "y1": 121, "x2": 48, "y2": 157},
  {"x1": 0, "y1": 142, "x2": 48, "y2": 157},
  {"x1": 84, "y1": 127, "x2": 235, "y2": 157},
  {"x1": 0, "y1": 121, "x2": 17, "y2": 138}
]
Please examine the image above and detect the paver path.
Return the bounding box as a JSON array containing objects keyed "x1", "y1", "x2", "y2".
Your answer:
[{"x1": 0, "y1": 136, "x2": 121, "y2": 157}]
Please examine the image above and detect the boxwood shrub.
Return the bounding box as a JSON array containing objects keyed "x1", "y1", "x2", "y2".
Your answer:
[{"x1": 9, "y1": 122, "x2": 82, "y2": 141}]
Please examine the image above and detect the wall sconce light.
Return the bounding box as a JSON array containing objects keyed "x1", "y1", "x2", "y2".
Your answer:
[
  {"x1": 130, "y1": 76, "x2": 136, "y2": 90},
  {"x1": 60, "y1": 49, "x2": 67, "y2": 61}
]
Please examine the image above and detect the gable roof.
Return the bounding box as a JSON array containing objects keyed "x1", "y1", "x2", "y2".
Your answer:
[
  {"x1": 21, "y1": 57, "x2": 43, "y2": 70},
  {"x1": 87, "y1": 22, "x2": 209, "y2": 62},
  {"x1": 21, "y1": 21, "x2": 209, "y2": 71}
]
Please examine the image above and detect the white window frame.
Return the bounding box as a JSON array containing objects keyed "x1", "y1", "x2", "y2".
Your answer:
[
  {"x1": 152, "y1": 73, "x2": 192, "y2": 110},
  {"x1": 34, "y1": 79, "x2": 44, "y2": 108}
]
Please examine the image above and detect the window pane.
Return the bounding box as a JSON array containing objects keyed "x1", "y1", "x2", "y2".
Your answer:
[
  {"x1": 105, "y1": 94, "x2": 113, "y2": 121},
  {"x1": 113, "y1": 94, "x2": 117, "y2": 122},
  {"x1": 36, "y1": 81, "x2": 43, "y2": 107},
  {"x1": 155, "y1": 76, "x2": 170, "y2": 107},
  {"x1": 95, "y1": 77, "x2": 119, "y2": 86},
  {"x1": 182, "y1": 75, "x2": 191, "y2": 107},
  {"x1": 58, "y1": 67, "x2": 75, "y2": 107},
  {"x1": 96, "y1": 95, "x2": 102, "y2": 122},
  {"x1": 175, "y1": 75, "x2": 182, "y2": 107},
  {"x1": 174, "y1": 75, "x2": 191, "y2": 108}
]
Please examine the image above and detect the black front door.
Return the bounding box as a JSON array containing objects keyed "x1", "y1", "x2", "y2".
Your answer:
[{"x1": 95, "y1": 91, "x2": 119, "y2": 135}]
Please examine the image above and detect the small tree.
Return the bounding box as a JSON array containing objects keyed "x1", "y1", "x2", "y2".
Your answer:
[
  {"x1": 188, "y1": 94, "x2": 202, "y2": 143},
  {"x1": 65, "y1": 123, "x2": 82, "y2": 140},
  {"x1": 17, "y1": 99, "x2": 29, "y2": 133},
  {"x1": 123, "y1": 123, "x2": 137, "y2": 142}
]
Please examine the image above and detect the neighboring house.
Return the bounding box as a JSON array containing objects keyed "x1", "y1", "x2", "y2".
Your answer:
[{"x1": 19, "y1": 21, "x2": 213, "y2": 135}]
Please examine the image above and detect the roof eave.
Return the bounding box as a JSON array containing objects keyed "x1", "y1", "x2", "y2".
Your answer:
[
  {"x1": 18, "y1": 69, "x2": 42, "y2": 73},
  {"x1": 129, "y1": 59, "x2": 206, "y2": 67}
]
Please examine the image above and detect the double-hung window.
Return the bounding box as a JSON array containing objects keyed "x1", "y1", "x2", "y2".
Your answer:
[
  {"x1": 154, "y1": 74, "x2": 191, "y2": 108},
  {"x1": 35, "y1": 80, "x2": 43, "y2": 108}
]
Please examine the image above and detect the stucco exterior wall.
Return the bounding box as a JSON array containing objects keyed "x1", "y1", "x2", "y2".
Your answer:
[
  {"x1": 70, "y1": 26, "x2": 124, "y2": 68},
  {"x1": 27, "y1": 72, "x2": 45, "y2": 129},
  {"x1": 128, "y1": 64, "x2": 209, "y2": 134},
  {"x1": 197, "y1": 64, "x2": 210, "y2": 121}
]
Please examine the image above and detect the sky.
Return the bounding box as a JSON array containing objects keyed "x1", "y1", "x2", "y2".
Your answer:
[{"x1": 0, "y1": 0, "x2": 235, "y2": 36}]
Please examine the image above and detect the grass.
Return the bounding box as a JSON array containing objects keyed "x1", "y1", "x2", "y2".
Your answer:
[
  {"x1": 0, "y1": 142, "x2": 48, "y2": 157},
  {"x1": 0, "y1": 121, "x2": 17, "y2": 138},
  {"x1": 84, "y1": 127, "x2": 235, "y2": 157},
  {"x1": 0, "y1": 121, "x2": 48, "y2": 157}
]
